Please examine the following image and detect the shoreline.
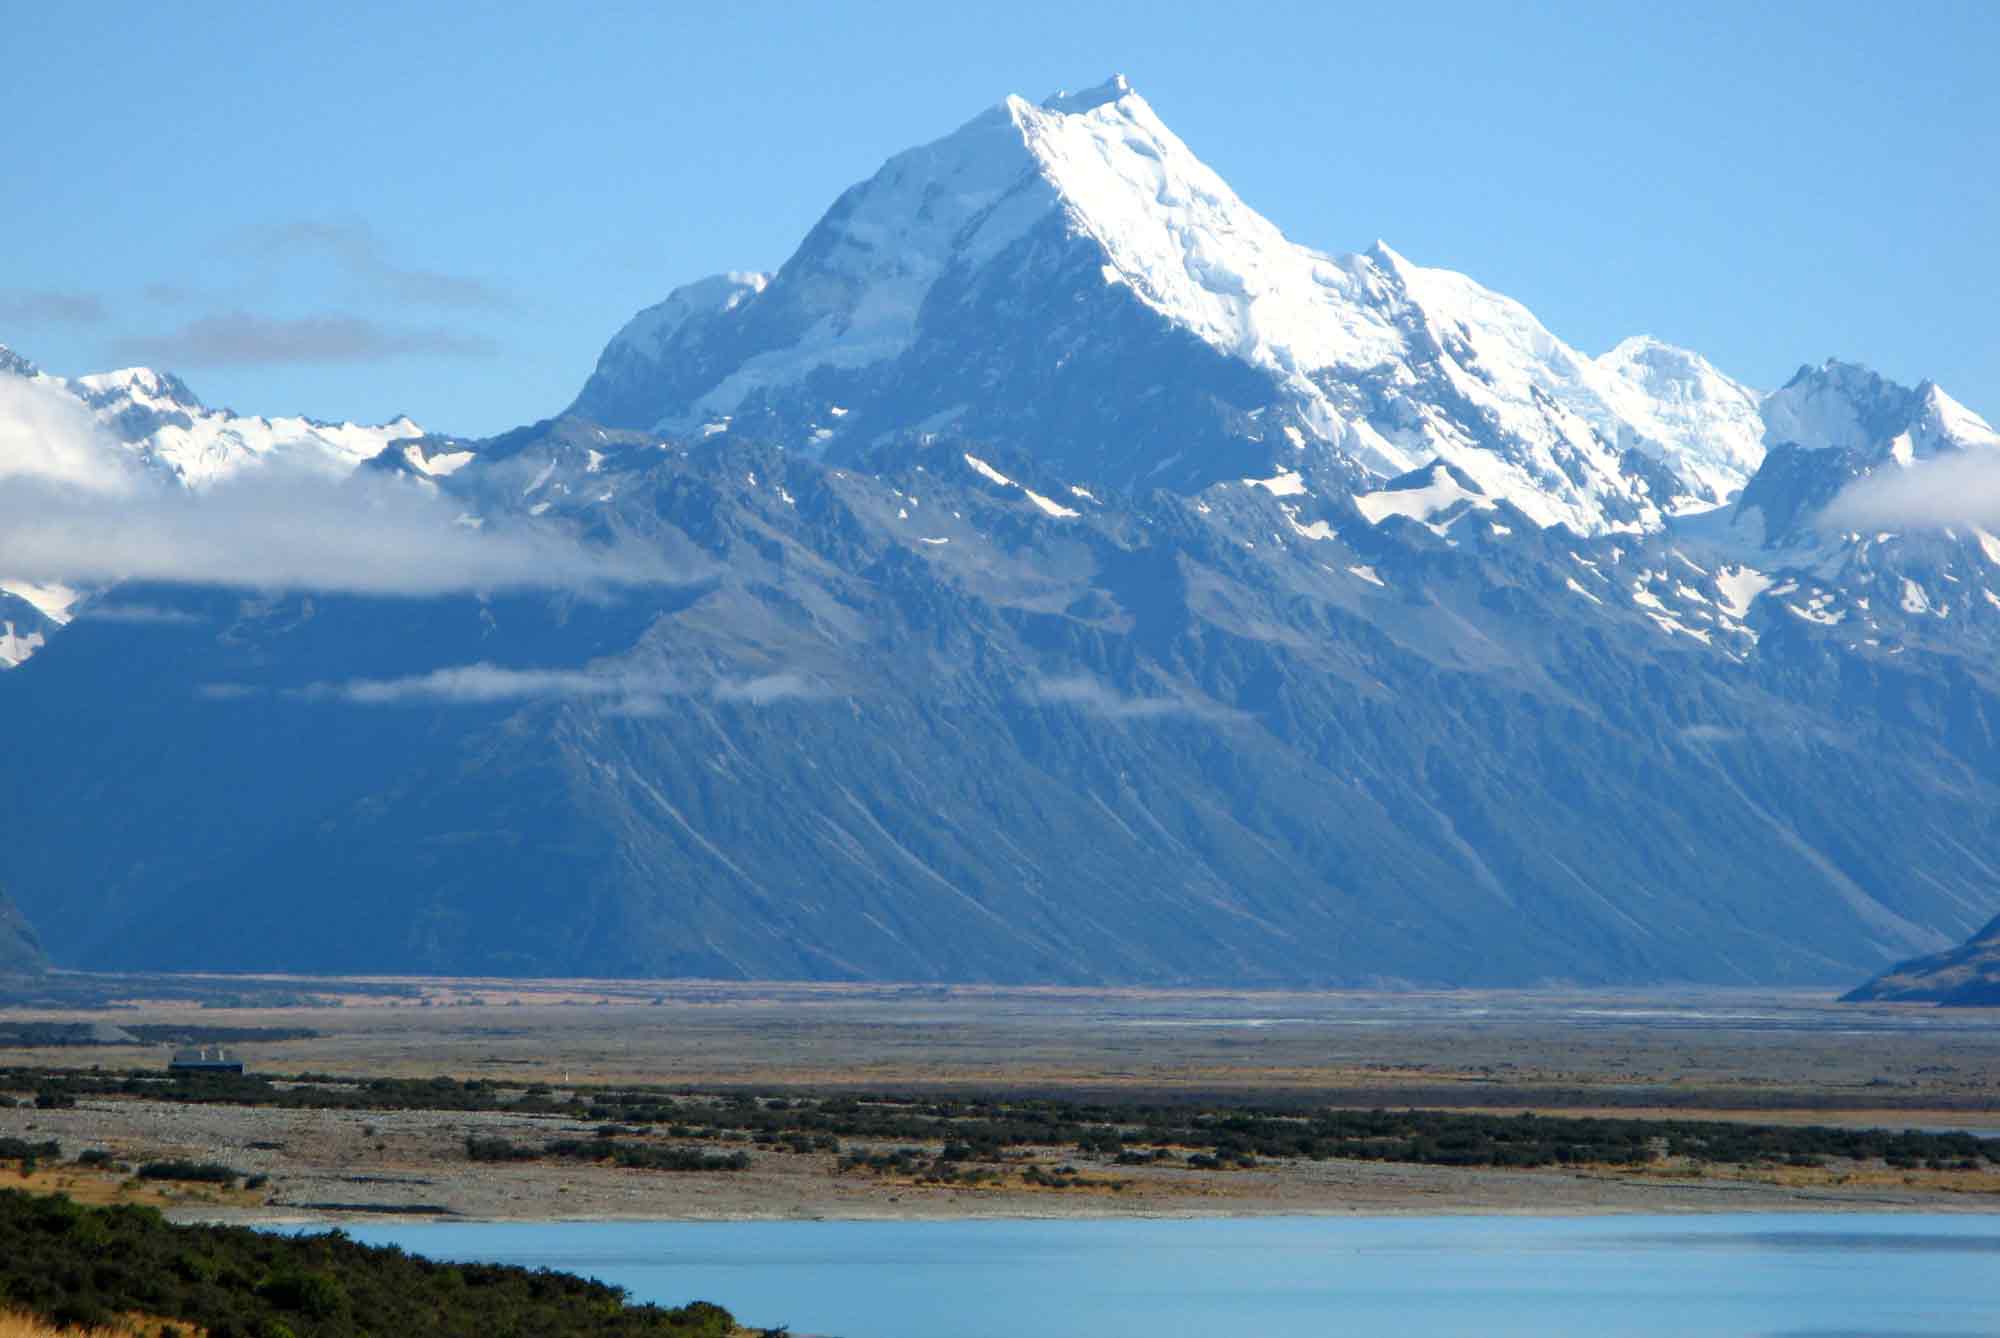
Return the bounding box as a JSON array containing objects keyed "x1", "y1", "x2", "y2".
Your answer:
[{"x1": 195, "y1": 1197, "x2": 2000, "y2": 1229}]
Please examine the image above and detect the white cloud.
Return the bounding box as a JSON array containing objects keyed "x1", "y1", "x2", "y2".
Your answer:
[
  {"x1": 259, "y1": 662, "x2": 834, "y2": 712},
  {"x1": 1822, "y1": 450, "x2": 2000, "y2": 530},
  {"x1": 75, "y1": 603, "x2": 206, "y2": 625},
  {"x1": 294, "y1": 662, "x2": 677, "y2": 707},
  {"x1": 0, "y1": 376, "x2": 683, "y2": 597},
  {"x1": 0, "y1": 472, "x2": 679, "y2": 596},
  {"x1": 1030, "y1": 674, "x2": 1233, "y2": 721},
  {"x1": 712, "y1": 671, "x2": 824, "y2": 705},
  {"x1": 0, "y1": 374, "x2": 139, "y2": 494}
]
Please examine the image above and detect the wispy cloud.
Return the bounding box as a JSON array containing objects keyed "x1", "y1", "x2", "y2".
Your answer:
[
  {"x1": 242, "y1": 219, "x2": 515, "y2": 312},
  {"x1": 293, "y1": 662, "x2": 676, "y2": 707},
  {"x1": 75, "y1": 603, "x2": 206, "y2": 625},
  {"x1": 1030, "y1": 674, "x2": 1236, "y2": 722},
  {"x1": 114, "y1": 311, "x2": 497, "y2": 368},
  {"x1": 1821, "y1": 450, "x2": 2000, "y2": 530},
  {"x1": 267, "y1": 663, "x2": 833, "y2": 712},
  {"x1": 712, "y1": 671, "x2": 826, "y2": 705},
  {"x1": 1677, "y1": 724, "x2": 1743, "y2": 744},
  {"x1": 0, "y1": 289, "x2": 105, "y2": 326}
]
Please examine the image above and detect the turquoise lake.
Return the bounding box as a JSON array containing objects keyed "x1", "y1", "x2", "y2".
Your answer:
[{"x1": 342, "y1": 1213, "x2": 2000, "y2": 1337}]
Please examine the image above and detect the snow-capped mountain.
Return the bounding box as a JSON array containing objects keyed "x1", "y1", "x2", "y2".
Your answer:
[
  {"x1": 1733, "y1": 360, "x2": 2000, "y2": 546},
  {"x1": 9, "y1": 77, "x2": 2000, "y2": 993},
  {"x1": 0, "y1": 344, "x2": 423, "y2": 492},
  {"x1": 0, "y1": 583, "x2": 70, "y2": 669},
  {"x1": 572, "y1": 75, "x2": 1773, "y2": 534},
  {"x1": 1763, "y1": 359, "x2": 2000, "y2": 463},
  {"x1": 0, "y1": 345, "x2": 425, "y2": 661}
]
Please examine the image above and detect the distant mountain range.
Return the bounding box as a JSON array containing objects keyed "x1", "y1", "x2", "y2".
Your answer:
[{"x1": 4, "y1": 76, "x2": 2000, "y2": 987}]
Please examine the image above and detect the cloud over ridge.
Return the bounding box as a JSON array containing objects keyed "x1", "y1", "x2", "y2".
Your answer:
[
  {"x1": 1822, "y1": 449, "x2": 2000, "y2": 530},
  {"x1": 0, "y1": 372, "x2": 678, "y2": 598}
]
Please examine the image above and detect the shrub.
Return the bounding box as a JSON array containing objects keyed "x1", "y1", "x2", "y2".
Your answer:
[
  {"x1": 0, "y1": 1189, "x2": 739, "y2": 1337},
  {"x1": 136, "y1": 1162, "x2": 240, "y2": 1186}
]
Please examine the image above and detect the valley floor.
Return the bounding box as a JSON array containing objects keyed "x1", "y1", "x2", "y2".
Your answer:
[{"x1": 2, "y1": 977, "x2": 1998, "y2": 1223}]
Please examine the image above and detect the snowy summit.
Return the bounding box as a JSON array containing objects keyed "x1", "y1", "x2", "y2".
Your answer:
[{"x1": 571, "y1": 75, "x2": 1804, "y2": 534}]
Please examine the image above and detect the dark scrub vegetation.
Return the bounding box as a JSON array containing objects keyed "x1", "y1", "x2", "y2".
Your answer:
[
  {"x1": 464, "y1": 1136, "x2": 750, "y2": 1172},
  {"x1": 0, "y1": 1189, "x2": 740, "y2": 1338},
  {"x1": 11, "y1": 1065, "x2": 1999, "y2": 1173}
]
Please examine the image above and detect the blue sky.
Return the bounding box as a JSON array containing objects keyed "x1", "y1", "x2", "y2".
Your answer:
[{"x1": 4, "y1": 1, "x2": 1996, "y2": 436}]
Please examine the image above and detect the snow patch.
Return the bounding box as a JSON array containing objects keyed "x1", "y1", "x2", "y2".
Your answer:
[
  {"x1": 1023, "y1": 487, "x2": 1080, "y2": 518},
  {"x1": 1356, "y1": 465, "x2": 1495, "y2": 528},
  {"x1": 1244, "y1": 469, "x2": 1307, "y2": 497},
  {"x1": 0, "y1": 580, "x2": 81, "y2": 625},
  {"x1": 0, "y1": 622, "x2": 46, "y2": 668},
  {"x1": 1712, "y1": 568, "x2": 1776, "y2": 620},
  {"x1": 964, "y1": 453, "x2": 1013, "y2": 487}
]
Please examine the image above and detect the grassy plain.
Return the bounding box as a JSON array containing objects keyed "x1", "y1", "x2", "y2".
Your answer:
[{"x1": 2, "y1": 977, "x2": 1997, "y2": 1222}]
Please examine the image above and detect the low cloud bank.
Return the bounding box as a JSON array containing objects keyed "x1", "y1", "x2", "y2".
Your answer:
[
  {"x1": 1822, "y1": 450, "x2": 2000, "y2": 530},
  {"x1": 0, "y1": 374, "x2": 137, "y2": 493},
  {"x1": 0, "y1": 472, "x2": 677, "y2": 596},
  {"x1": 0, "y1": 371, "x2": 678, "y2": 597}
]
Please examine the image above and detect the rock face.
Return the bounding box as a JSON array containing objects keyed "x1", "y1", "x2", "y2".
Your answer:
[
  {"x1": 4, "y1": 79, "x2": 2000, "y2": 987},
  {"x1": 1843, "y1": 915, "x2": 2000, "y2": 1006}
]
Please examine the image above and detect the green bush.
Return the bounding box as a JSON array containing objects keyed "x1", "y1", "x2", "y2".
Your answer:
[{"x1": 0, "y1": 1189, "x2": 739, "y2": 1337}]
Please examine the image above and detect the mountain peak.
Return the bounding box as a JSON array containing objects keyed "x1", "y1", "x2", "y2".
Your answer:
[
  {"x1": 0, "y1": 345, "x2": 39, "y2": 379},
  {"x1": 1038, "y1": 73, "x2": 1135, "y2": 114},
  {"x1": 565, "y1": 80, "x2": 1909, "y2": 531},
  {"x1": 1364, "y1": 239, "x2": 1413, "y2": 272},
  {"x1": 73, "y1": 365, "x2": 204, "y2": 412}
]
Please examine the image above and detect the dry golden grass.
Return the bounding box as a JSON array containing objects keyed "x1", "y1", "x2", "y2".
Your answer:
[
  {"x1": 0, "y1": 1167, "x2": 264, "y2": 1213},
  {"x1": 1615, "y1": 1158, "x2": 2000, "y2": 1196}
]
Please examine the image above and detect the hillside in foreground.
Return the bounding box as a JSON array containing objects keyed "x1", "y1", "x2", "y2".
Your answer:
[{"x1": 0, "y1": 1190, "x2": 749, "y2": 1338}]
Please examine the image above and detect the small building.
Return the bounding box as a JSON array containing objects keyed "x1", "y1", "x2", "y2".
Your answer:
[{"x1": 168, "y1": 1046, "x2": 244, "y2": 1075}]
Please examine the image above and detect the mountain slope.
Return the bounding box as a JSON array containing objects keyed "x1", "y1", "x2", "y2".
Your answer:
[
  {"x1": 1843, "y1": 914, "x2": 2000, "y2": 1005},
  {"x1": 7, "y1": 419, "x2": 2000, "y2": 985}
]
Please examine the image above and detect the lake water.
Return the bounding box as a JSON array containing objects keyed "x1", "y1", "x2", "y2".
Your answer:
[{"x1": 340, "y1": 1213, "x2": 2000, "y2": 1337}]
